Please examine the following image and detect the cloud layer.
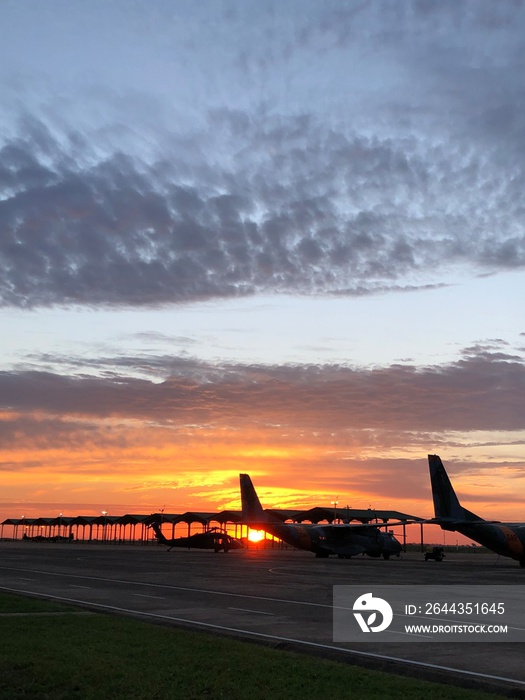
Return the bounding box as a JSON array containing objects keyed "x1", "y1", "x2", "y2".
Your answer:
[
  {"x1": 2, "y1": 345, "x2": 524, "y2": 439},
  {"x1": 1, "y1": 2, "x2": 525, "y2": 308},
  {"x1": 1, "y1": 342, "x2": 524, "y2": 518}
]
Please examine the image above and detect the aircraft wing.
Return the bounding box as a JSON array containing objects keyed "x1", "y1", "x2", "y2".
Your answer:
[
  {"x1": 323, "y1": 520, "x2": 421, "y2": 530},
  {"x1": 425, "y1": 517, "x2": 501, "y2": 526}
]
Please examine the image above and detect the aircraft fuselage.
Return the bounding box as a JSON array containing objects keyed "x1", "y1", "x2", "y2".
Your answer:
[
  {"x1": 259, "y1": 521, "x2": 401, "y2": 559},
  {"x1": 441, "y1": 520, "x2": 525, "y2": 561}
]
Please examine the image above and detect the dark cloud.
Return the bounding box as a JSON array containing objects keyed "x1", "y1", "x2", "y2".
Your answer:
[{"x1": 1, "y1": 348, "x2": 524, "y2": 433}]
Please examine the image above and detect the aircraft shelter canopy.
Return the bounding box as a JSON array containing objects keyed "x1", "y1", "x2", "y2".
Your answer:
[{"x1": 3, "y1": 506, "x2": 422, "y2": 532}]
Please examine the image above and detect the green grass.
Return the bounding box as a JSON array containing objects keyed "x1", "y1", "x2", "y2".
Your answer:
[
  {"x1": 0, "y1": 593, "x2": 72, "y2": 614},
  {"x1": 0, "y1": 593, "x2": 511, "y2": 700}
]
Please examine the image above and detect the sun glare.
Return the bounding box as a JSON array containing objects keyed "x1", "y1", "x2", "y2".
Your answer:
[{"x1": 247, "y1": 529, "x2": 265, "y2": 543}]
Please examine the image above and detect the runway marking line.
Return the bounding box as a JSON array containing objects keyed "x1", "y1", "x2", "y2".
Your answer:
[
  {"x1": 0, "y1": 611, "x2": 93, "y2": 617},
  {"x1": 228, "y1": 607, "x2": 275, "y2": 616},
  {"x1": 131, "y1": 593, "x2": 166, "y2": 600},
  {"x1": 0, "y1": 566, "x2": 332, "y2": 609}
]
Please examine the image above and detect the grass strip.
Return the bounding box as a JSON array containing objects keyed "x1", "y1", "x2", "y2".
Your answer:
[{"x1": 0, "y1": 592, "x2": 511, "y2": 700}]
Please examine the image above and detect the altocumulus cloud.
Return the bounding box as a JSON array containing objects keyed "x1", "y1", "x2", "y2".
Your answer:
[
  {"x1": 1, "y1": 109, "x2": 524, "y2": 309},
  {"x1": 1, "y1": 1, "x2": 525, "y2": 309}
]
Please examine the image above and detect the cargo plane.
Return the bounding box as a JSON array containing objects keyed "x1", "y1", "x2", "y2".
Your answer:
[{"x1": 240, "y1": 473, "x2": 402, "y2": 559}]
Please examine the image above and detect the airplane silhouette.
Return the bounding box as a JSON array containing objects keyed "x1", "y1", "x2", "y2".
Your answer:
[
  {"x1": 429, "y1": 454, "x2": 525, "y2": 567},
  {"x1": 150, "y1": 521, "x2": 243, "y2": 553},
  {"x1": 240, "y1": 473, "x2": 402, "y2": 559}
]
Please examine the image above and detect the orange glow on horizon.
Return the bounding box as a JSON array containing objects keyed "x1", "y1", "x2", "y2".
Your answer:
[
  {"x1": 247, "y1": 529, "x2": 265, "y2": 542},
  {"x1": 1, "y1": 409, "x2": 525, "y2": 525}
]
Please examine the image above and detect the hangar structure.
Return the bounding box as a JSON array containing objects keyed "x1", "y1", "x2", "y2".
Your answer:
[{"x1": 1, "y1": 505, "x2": 424, "y2": 550}]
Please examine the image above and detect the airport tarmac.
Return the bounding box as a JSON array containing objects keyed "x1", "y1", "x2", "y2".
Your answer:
[{"x1": 0, "y1": 542, "x2": 524, "y2": 696}]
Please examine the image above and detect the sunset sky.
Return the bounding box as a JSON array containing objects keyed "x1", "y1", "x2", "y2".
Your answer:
[{"x1": 1, "y1": 1, "x2": 524, "y2": 531}]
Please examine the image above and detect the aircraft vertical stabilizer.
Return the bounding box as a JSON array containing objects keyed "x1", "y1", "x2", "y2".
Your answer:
[
  {"x1": 240, "y1": 473, "x2": 270, "y2": 523},
  {"x1": 428, "y1": 454, "x2": 483, "y2": 522}
]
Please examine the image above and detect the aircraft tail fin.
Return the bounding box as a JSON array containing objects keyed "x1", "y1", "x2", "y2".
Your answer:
[
  {"x1": 240, "y1": 473, "x2": 271, "y2": 523},
  {"x1": 428, "y1": 454, "x2": 483, "y2": 522}
]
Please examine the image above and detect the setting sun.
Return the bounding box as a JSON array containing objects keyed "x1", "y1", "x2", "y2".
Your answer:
[{"x1": 247, "y1": 529, "x2": 265, "y2": 543}]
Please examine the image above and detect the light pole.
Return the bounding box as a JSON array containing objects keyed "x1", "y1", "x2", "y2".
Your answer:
[
  {"x1": 331, "y1": 498, "x2": 339, "y2": 524},
  {"x1": 102, "y1": 510, "x2": 108, "y2": 542}
]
